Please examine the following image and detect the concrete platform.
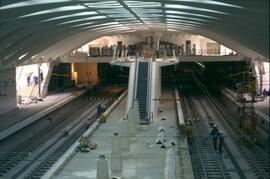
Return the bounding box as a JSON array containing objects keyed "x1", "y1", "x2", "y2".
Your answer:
[
  {"x1": 50, "y1": 89, "x2": 193, "y2": 179},
  {"x1": 254, "y1": 96, "x2": 269, "y2": 117},
  {"x1": 0, "y1": 89, "x2": 86, "y2": 140}
]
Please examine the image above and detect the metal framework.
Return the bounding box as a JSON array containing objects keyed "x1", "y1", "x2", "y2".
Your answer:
[{"x1": 0, "y1": 0, "x2": 269, "y2": 66}]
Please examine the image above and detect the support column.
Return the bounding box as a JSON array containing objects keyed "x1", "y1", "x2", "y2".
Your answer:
[
  {"x1": 121, "y1": 118, "x2": 130, "y2": 151},
  {"x1": 150, "y1": 61, "x2": 160, "y2": 121},
  {"x1": 96, "y1": 155, "x2": 109, "y2": 179},
  {"x1": 126, "y1": 62, "x2": 136, "y2": 114},
  {"x1": 111, "y1": 133, "x2": 122, "y2": 177},
  {"x1": 41, "y1": 63, "x2": 54, "y2": 97}
]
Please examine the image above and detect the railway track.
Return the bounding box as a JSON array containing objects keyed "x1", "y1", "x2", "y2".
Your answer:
[
  {"x1": 0, "y1": 100, "x2": 95, "y2": 178},
  {"x1": 0, "y1": 88, "x2": 125, "y2": 178},
  {"x1": 0, "y1": 97, "x2": 89, "y2": 176},
  {"x1": 23, "y1": 106, "x2": 99, "y2": 179},
  {"x1": 204, "y1": 96, "x2": 269, "y2": 179},
  {"x1": 191, "y1": 72, "x2": 270, "y2": 179},
  {"x1": 182, "y1": 91, "x2": 230, "y2": 179},
  {"x1": 213, "y1": 95, "x2": 269, "y2": 154}
]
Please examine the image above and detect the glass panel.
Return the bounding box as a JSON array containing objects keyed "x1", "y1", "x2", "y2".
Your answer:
[
  {"x1": 0, "y1": 0, "x2": 71, "y2": 10},
  {"x1": 41, "y1": 12, "x2": 98, "y2": 22},
  {"x1": 168, "y1": 0, "x2": 242, "y2": 8},
  {"x1": 165, "y1": 10, "x2": 218, "y2": 19},
  {"x1": 19, "y1": 5, "x2": 87, "y2": 18},
  {"x1": 166, "y1": 15, "x2": 210, "y2": 22},
  {"x1": 58, "y1": 16, "x2": 107, "y2": 25},
  {"x1": 165, "y1": 4, "x2": 228, "y2": 14}
]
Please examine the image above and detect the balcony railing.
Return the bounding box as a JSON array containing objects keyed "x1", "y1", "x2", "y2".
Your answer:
[{"x1": 69, "y1": 48, "x2": 239, "y2": 59}]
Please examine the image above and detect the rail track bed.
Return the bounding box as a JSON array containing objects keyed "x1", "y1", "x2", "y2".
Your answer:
[
  {"x1": 180, "y1": 74, "x2": 269, "y2": 179},
  {"x1": 0, "y1": 87, "x2": 125, "y2": 178}
]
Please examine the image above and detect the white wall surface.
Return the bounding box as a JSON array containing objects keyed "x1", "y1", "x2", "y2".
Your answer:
[
  {"x1": 16, "y1": 63, "x2": 50, "y2": 98},
  {"x1": 75, "y1": 32, "x2": 234, "y2": 56}
]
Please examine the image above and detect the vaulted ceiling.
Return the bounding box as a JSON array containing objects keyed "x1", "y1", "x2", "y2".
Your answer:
[{"x1": 0, "y1": 0, "x2": 269, "y2": 66}]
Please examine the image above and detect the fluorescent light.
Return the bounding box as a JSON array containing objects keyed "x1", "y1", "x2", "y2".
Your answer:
[
  {"x1": 166, "y1": 10, "x2": 218, "y2": 19},
  {"x1": 166, "y1": 18, "x2": 203, "y2": 25},
  {"x1": 31, "y1": 55, "x2": 37, "y2": 59},
  {"x1": 18, "y1": 53, "x2": 29, "y2": 60},
  {"x1": 166, "y1": 15, "x2": 210, "y2": 22},
  {"x1": 169, "y1": 0, "x2": 242, "y2": 8},
  {"x1": 58, "y1": 16, "x2": 106, "y2": 25},
  {"x1": 0, "y1": 0, "x2": 70, "y2": 10},
  {"x1": 42, "y1": 12, "x2": 98, "y2": 22},
  {"x1": 165, "y1": 4, "x2": 228, "y2": 14},
  {"x1": 20, "y1": 5, "x2": 86, "y2": 18}
]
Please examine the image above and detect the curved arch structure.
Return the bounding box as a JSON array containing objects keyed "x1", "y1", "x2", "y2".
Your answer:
[{"x1": 0, "y1": 0, "x2": 269, "y2": 67}]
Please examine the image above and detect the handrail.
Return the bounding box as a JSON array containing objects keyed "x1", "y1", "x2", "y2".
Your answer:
[
  {"x1": 69, "y1": 48, "x2": 239, "y2": 58},
  {"x1": 133, "y1": 56, "x2": 139, "y2": 104},
  {"x1": 146, "y1": 59, "x2": 151, "y2": 122}
]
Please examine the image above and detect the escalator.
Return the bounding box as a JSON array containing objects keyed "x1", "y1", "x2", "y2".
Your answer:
[{"x1": 136, "y1": 61, "x2": 149, "y2": 123}]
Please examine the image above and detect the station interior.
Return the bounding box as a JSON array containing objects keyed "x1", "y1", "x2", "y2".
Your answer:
[{"x1": 0, "y1": 1, "x2": 269, "y2": 179}]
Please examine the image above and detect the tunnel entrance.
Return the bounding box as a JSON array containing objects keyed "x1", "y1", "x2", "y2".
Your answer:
[
  {"x1": 47, "y1": 62, "x2": 129, "y2": 93},
  {"x1": 161, "y1": 61, "x2": 251, "y2": 91}
]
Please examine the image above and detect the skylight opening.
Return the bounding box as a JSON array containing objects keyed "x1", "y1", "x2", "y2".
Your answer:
[
  {"x1": 0, "y1": 0, "x2": 71, "y2": 10},
  {"x1": 42, "y1": 11, "x2": 98, "y2": 22},
  {"x1": 98, "y1": 9, "x2": 129, "y2": 14},
  {"x1": 108, "y1": 14, "x2": 134, "y2": 18},
  {"x1": 166, "y1": 22, "x2": 201, "y2": 28},
  {"x1": 58, "y1": 16, "x2": 107, "y2": 25},
  {"x1": 19, "y1": 5, "x2": 87, "y2": 18},
  {"x1": 165, "y1": 4, "x2": 228, "y2": 14},
  {"x1": 166, "y1": 18, "x2": 203, "y2": 25},
  {"x1": 82, "y1": 23, "x2": 124, "y2": 30},
  {"x1": 166, "y1": 15, "x2": 210, "y2": 22},
  {"x1": 169, "y1": 0, "x2": 242, "y2": 8},
  {"x1": 84, "y1": 2, "x2": 121, "y2": 8},
  {"x1": 132, "y1": 8, "x2": 163, "y2": 13},
  {"x1": 126, "y1": 1, "x2": 162, "y2": 8},
  {"x1": 18, "y1": 53, "x2": 29, "y2": 60},
  {"x1": 71, "y1": 22, "x2": 96, "y2": 28},
  {"x1": 93, "y1": 27, "x2": 131, "y2": 33},
  {"x1": 31, "y1": 55, "x2": 37, "y2": 59},
  {"x1": 165, "y1": 10, "x2": 218, "y2": 19}
]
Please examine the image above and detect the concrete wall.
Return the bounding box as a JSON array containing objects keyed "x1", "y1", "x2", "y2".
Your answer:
[
  {"x1": 72, "y1": 62, "x2": 98, "y2": 86},
  {"x1": 253, "y1": 61, "x2": 270, "y2": 93},
  {"x1": 16, "y1": 63, "x2": 51, "y2": 99},
  {"x1": 0, "y1": 68, "x2": 17, "y2": 115}
]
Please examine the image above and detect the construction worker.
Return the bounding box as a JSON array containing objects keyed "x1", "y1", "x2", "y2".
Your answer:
[
  {"x1": 97, "y1": 104, "x2": 102, "y2": 118},
  {"x1": 210, "y1": 124, "x2": 219, "y2": 151},
  {"x1": 186, "y1": 120, "x2": 193, "y2": 143},
  {"x1": 187, "y1": 118, "x2": 193, "y2": 126},
  {"x1": 218, "y1": 131, "x2": 224, "y2": 155},
  {"x1": 99, "y1": 113, "x2": 107, "y2": 123}
]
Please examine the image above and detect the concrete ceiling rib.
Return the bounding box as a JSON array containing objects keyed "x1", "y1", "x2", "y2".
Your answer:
[{"x1": 0, "y1": 0, "x2": 268, "y2": 65}]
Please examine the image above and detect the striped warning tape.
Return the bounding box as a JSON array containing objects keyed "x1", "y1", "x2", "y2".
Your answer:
[
  {"x1": 153, "y1": 98, "x2": 182, "y2": 101},
  {"x1": 86, "y1": 97, "x2": 118, "y2": 101},
  {"x1": 229, "y1": 71, "x2": 252, "y2": 77}
]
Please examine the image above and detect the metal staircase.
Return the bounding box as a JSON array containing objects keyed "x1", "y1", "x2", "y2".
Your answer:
[{"x1": 136, "y1": 61, "x2": 149, "y2": 123}]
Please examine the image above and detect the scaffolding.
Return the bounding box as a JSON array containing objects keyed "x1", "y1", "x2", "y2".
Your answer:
[{"x1": 235, "y1": 70, "x2": 258, "y2": 142}]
